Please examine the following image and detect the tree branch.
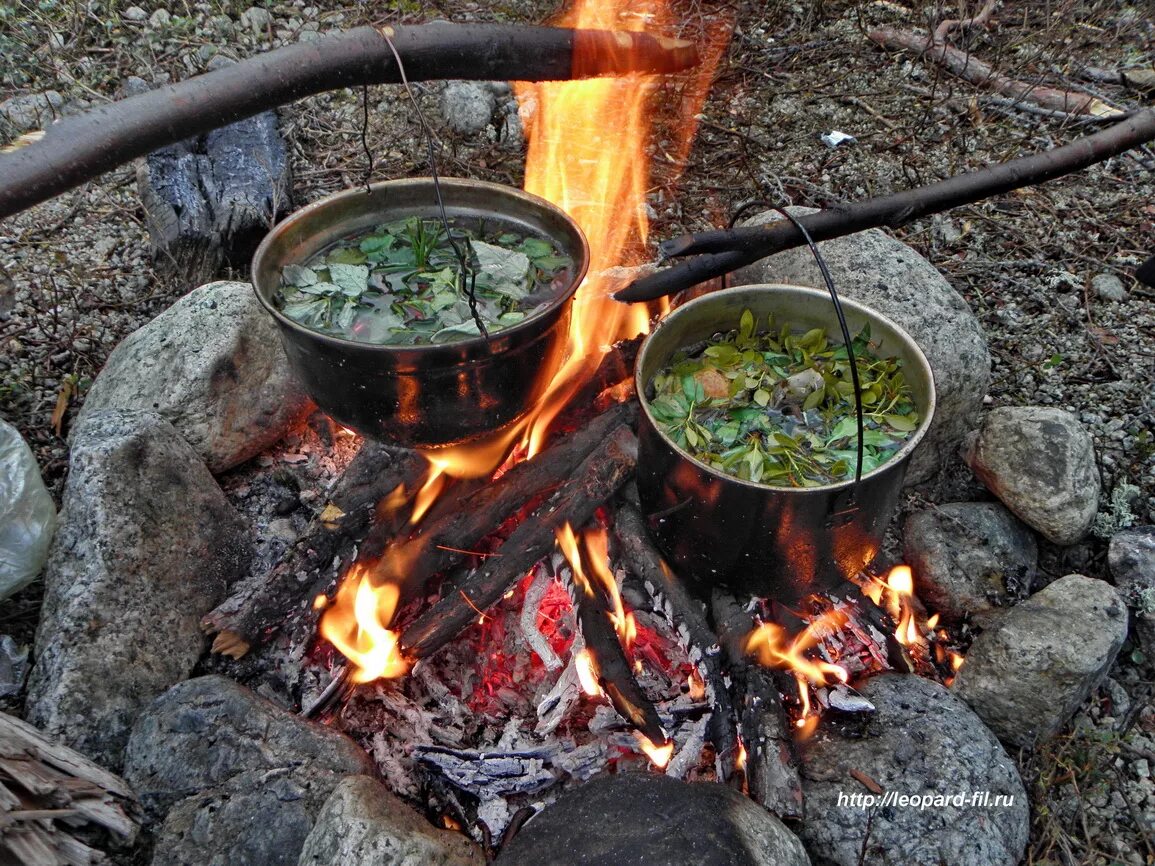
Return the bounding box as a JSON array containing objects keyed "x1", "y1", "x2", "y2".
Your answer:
[
  {"x1": 614, "y1": 106, "x2": 1155, "y2": 302},
  {"x1": 0, "y1": 23, "x2": 697, "y2": 221}
]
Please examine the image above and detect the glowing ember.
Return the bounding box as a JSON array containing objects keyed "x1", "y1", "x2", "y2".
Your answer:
[
  {"x1": 635, "y1": 732, "x2": 675, "y2": 769},
  {"x1": 319, "y1": 563, "x2": 408, "y2": 683}
]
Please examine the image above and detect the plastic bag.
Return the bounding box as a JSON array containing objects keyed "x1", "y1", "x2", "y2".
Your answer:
[{"x1": 0, "y1": 419, "x2": 57, "y2": 601}]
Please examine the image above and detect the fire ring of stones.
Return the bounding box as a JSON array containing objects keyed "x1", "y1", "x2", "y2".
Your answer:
[{"x1": 6, "y1": 195, "x2": 1133, "y2": 866}]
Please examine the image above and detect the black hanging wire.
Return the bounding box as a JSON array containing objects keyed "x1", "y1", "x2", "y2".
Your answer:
[
  {"x1": 359, "y1": 85, "x2": 374, "y2": 194},
  {"x1": 720, "y1": 200, "x2": 866, "y2": 485},
  {"x1": 379, "y1": 30, "x2": 488, "y2": 339}
]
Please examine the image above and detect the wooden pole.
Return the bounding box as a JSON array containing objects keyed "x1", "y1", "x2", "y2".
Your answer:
[
  {"x1": 0, "y1": 23, "x2": 698, "y2": 221},
  {"x1": 615, "y1": 107, "x2": 1155, "y2": 302}
]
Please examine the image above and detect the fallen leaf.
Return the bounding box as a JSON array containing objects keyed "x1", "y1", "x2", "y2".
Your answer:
[
  {"x1": 51, "y1": 377, "x2": 75, "y2": 437},
  {"x1": 849, "y1": 768, "x2": 885, "y2": 794}
]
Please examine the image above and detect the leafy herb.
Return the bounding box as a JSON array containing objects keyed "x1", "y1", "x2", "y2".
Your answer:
[
  {"x1": 646, "y1": 310, "x2": 921, "y2": 487},
  {"x1": 275, "y1": 217, "x2": 573, "y2": 346}
]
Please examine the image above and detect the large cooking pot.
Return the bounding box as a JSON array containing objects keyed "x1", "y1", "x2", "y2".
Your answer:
[
  {"x1": 635, "y1": 284, "x2": 936, "y2": 603},
  {"x1": 252, "y1": 178, "x2": 589, "y2": 447}
]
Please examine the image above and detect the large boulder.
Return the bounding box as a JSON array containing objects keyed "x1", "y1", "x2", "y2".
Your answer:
[
  {"x1": 798, "y1": 674, "x2": 1028, "y2": 866},
  {"x1": 76, "y1": 281, "x2": 311, "y2": 473},
  {"x1": 124, "y1": 675, "x2": 373, "y2": 866},
  {"x1": 963, "y1": 406, "x2": 1099, "y2": 545},
  {"x1": 299, "y1": 775, "x2": 483, "y2": 866},
  {"x1": 495, "y1": 773, "x2": 810, "y2": 866},
  {"x1": 731, "y1": 207, "x2": 990, "y2": 483},
  {"x1": 902, "y1": 502, "x2": 1037, "y2": 622},
  {"x1": 25, "y1": 410, "x2": 250, "y2": 769},
  {"x1": 952, "y1": 574, "x2": 1128, "y2": 748}
]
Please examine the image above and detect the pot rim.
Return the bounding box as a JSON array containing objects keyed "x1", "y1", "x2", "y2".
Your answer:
[
  {"x1": 251, "y1": 177, "x2": 590, "y2": 357},
  {"x1": 636, "y1": 283, "x2": 938, "y2": 495}
]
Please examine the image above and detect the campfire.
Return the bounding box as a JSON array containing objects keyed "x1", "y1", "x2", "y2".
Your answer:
[{"x1": 194, "y1": 0, "x2": 968, "y2": 842}]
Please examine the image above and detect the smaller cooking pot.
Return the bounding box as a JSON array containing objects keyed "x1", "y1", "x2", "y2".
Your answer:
[{"x1": 634, "y1": 284, "x2": 936, "y2": 603}]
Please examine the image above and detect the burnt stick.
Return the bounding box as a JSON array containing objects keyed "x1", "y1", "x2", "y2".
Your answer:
[
  {"x1": 400, "y1": 425, "x2": 638, "y2": 662},
  {"x1": 366, "y1": 401, "x2": 637, "y2": 596},
  {"x1": 711, "y1": 589, "x2": 806, "y2": 821},
  {"x1": 572, "y1": 554, "x2": 668, "y2": 748},
  {"x1": 201, "y1": 441, "x2": 428, "y2": 658},
  {"x1": 614, "y1": 106, "x2": 1155, "y2": 302},
  {"x1": 611, "y1": 503, "x2": 738, "y2": 778},
  {"x1": 0, "y1": 24, "x2": 698, "y2": 220}
]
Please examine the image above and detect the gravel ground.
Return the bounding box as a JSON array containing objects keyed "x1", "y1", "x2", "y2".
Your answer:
[{"x1": 2, "y1": 0, "x2": 1154, "y2": 862}]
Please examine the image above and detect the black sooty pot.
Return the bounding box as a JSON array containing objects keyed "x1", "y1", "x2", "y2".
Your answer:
[
  {"x1": 252, "y1": 178, "x2": 589, "y2": 447},
  {"x1": 635, "y1": 284, "x2": 936, "y2": 604}
]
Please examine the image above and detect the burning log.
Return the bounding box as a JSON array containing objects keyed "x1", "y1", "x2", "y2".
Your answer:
[
  {"x1": 400, "y1": 425, "x2": 637, "y2": 663},
  {"x1": 611, "y1": 502, "x2": 738, "y2": 778},
  {"x1": 0, "y1": 24, "x2": 698, "y2": 220},
  {"x1": 570, "y1": 545, "x2": 668, "y2": 749},
  {"x1": 710, "y1": 590, "x2": 806, "y2": 821},
  {"x1": 202, "y1": 440, "x2": 428, "y2": 658},
  {"x1": 614, "y1": 106, "x2": 1155, "y2": 302},
  {"x1": 368, "y1": 401, "x2": 637, "y2": 596}
]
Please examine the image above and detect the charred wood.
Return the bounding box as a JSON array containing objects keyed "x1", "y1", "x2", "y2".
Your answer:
[
  {"x1": 0, "y1": 24, "x2": 698, "y2": 220},
  {"x1": 611, "y1": 502, "x2": 737, "y2": 777},
  {"x1": 615, "y1": 106, "x2": 1155, "y2": 302},
  {"x1": 202, "y1": 441, "x2": 428, "y2": 658},
  {"x1": 369, "y1": 401, "x2": 636, "y2": 597},
  {"x1": 137, "y1": 98, "x2": 292, "y2": 288},
  {"x1": 572, "y1": 553, "x2": 668, "y2": 748},
  {"x1": 711, "y1": 590, "x2": 805, "y2": 821},
  {"x1": 400, "y1": 425, "x2": 637, "y2": 663}
]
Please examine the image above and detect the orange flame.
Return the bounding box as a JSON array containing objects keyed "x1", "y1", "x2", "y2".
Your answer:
[
  {"x1": 582, "y1": 527, "x2": 636, "y2": 648},
  {"x1": 885, "y1": 565, "x2": 922, "y2": 647},
  {"x1": 745, "y1": 611, "x2": 851, "y2": 688},
  {"x1": 319, "y1": 562, "x2": 409, "y2": 683},
  {"x1": 636, "y1": 732, "x2": 675, "y2": 769},
  {"x1": 746, "y1": 610, "x2": 850, "y2": 738},
  {"x1": 556, "y1": 523, "x2": 637, "y2": 649},
  {"x1": 575, "y1": 647, "x2": 603, "y2": 696},
  {"x1": 322, "y1": 0, "x2": 725, "y2": 682}
]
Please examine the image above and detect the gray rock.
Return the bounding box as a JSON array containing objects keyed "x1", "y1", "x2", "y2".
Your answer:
[
  {"x1": 495, "y1": 773, "x2": 809, "y2": 866},
  {"x1": 952, "y1": 574, "x2": 1128, "y2": 748},
  {"x1": 441, "y1": 82, "x2": 498, "y2": 135},
  {"x1": 799, "y1": 674, "x2": 1028, "y2": 866},
  {"x1": 902, "y1": 502, "x2": 1037, "y2": 622},
  {"x1": 25, "y1": 411, "x2": 250, "y2": 769},
  {"x1": 240, "y1": 5, "x2": 272, "y2": 32},
  {"x1": 1091, "y1": 272, "x2": 1127, "y2": 302},
  {"x1": 148, "y1": 8, "x2": 171, "y2": 28},
  {"x1": 299, "y1": 775, "x2": 483, "y2": 866},
  {"x1": 963, "y1": 406, "x2": 1100, "y2": 545},
  {"x1": 732, "y1": 207, "x2": 990, "y2": 483},
  {"x1": 77, "y1": 281, "x2": 311, "y2": 474},
  {"x1": 0, "y1": 90, "x2": 64, "y2": 134},
  {"x1": 124, "y1": 675, "x2": 372, "y2": 865},
  {"x1": 122, "y1": 5, "x2": 147, "y2": 21},
  {"x1": 1108, "y1": 526, "x2": 1155, "y2": 648}
]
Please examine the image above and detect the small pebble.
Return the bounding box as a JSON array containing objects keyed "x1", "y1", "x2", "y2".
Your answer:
[{"x1": 1092, "y1": 272, "x2": 1127, "y2": 302}]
